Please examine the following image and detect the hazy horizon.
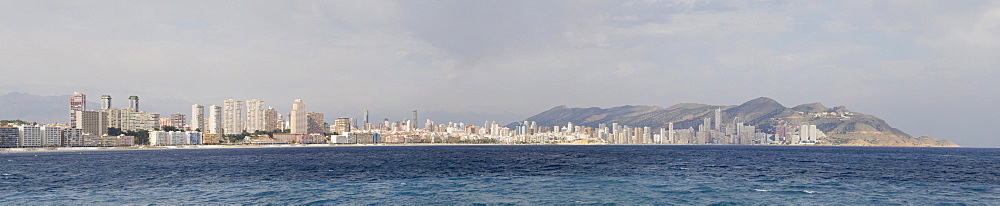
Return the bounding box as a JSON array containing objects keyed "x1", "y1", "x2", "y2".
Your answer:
[{"x1": 0, "y1": 1, "x2": 997, "y2": 147}]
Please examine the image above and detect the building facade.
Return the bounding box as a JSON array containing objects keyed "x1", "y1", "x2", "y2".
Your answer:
[
  {"x1": 16, "y1": 126, "x2": 41, "y2": 147},
  {"x1": 191, "y1": 104, "x2": 204, "y2": 132},
  {"x1": 0, "y1": 127, "x2": 19, "y2": 147},
  {"x1": 223, "y1": 99, "x2": 243, "y2": 135},
  {"x1": 169, "y1": 113, "x2": 186, "y2": 129},
  {"x1": 69, "y1": 92, "x2": 86, "y2": 127},
  {"x1": 290, "y1": 99, "x2": 307, "y2": 134},
  {"x1": 149, "y1": 131, "x2": 203, "y2": 146},
  {"x1": 76, "y1": 110, "x2": 108, "y2": 136},
  {"x1": 208, "y1": 105, "x2": 223, "y2": 134},
  {"x1": 245, "y1": 99, "x2": 265, "y2": 132},
  {"x1": 307, "y1": 112, "x2": 325, "y2": 134},
  {"x1": 264, "y1": 107, "x2": 280, "y2": 131}
]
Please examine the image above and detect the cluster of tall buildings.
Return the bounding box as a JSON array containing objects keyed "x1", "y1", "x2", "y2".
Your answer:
[
  {"x1": 0, "y1": 92, "x2": 142, "y2": 147},
  {"x1": 1, "y1": 92, "x2": 827, "y2": 148},
  {"x1": 187, "y1": 99, "x2": 321, "y2": 136},
  {"x1": 71, "y1": 93, "x2": 160, "y2": 136}
]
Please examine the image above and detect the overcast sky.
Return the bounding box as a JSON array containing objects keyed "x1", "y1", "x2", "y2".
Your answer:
[{"x1": 0, "y1": 1, "x2": 998, "y2": 147}]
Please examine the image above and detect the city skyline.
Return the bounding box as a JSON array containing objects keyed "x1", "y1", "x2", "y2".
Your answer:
[
  {"x1": 0, "y1": 1, "x2": 997, "y2": 147},
  {"x1": 3, "y1": 91, "x2": 858, "y2": 148}
]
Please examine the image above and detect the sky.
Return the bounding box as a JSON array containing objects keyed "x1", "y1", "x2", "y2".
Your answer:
[{"x1": 0, "y1": 1, "x2": 998, "y2": 147}]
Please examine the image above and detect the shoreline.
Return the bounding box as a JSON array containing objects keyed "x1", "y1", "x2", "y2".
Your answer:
[{"x1": 0, "y1": 143, "x2": 967, "y2": 154}]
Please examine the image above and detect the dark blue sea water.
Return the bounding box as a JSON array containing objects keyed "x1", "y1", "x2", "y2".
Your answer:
[{"x1": 1, "y1": 145, "x2": 998, "y2": 205}]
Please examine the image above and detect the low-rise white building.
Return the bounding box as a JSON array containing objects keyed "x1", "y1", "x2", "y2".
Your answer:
[
  {"x1": 62, "y1": 128, "x2": 84, "y2": 147},
  {"x1": 150, "y1": 131, "x2": 203, "y2": 146},
  {"x1": 16, "y1": 126, "x2": 41, "y2": 147},
  {"x1": 40, "y1": 126, "x2": 62, "y2": 147}
]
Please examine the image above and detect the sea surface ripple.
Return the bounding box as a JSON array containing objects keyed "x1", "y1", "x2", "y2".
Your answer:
[{"x1": 1, "y1": 145, "x2": 997, "y2": 204}]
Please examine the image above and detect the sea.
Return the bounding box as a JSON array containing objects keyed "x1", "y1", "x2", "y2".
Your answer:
[{"x1": 1, "y1": 145, "x2": 997, "y2": 205}]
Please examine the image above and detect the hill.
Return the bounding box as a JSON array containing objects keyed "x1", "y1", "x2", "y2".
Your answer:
[
  {"x1": 516, "y1": 97, "x2": 958, "y2": 147},
  {"x1": 0, "y1": 92, "x2": 76, "y2": 124}
]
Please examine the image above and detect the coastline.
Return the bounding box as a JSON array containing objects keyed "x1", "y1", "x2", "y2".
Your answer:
[{"x1": 0, "y1": 142, "x2": 965, "y2": 154}]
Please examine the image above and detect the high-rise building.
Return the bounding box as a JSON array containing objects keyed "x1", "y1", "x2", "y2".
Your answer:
[
  {"x1": 799, "y1": 124, "x2": 809, "y2": 143},
  {"x1": 412, "y1": 110, "x2": 418, "y2": 130},
  {"x1": 700, "y1": 117, "x2": 711, "y2": 132},
  {"x1": 128, "y1": 96, "x2": 139, "y2": 111},
  {"x1": 643, "y1": 126, "x2": 652, "y2": 144},
  {"x1": 290, "y1": 99, "x2": 307, "y2": 134},
  {"x1": 714, "y1": 108, "x2": 721, "y2": 131},
  {"x1": 668, "y1": 122, "x2": 674, "y2": 144},
  {"x1": 245, "y1": 99, "x2": 265, "y2": 132},
  {"x1": 264, "y1": 107, "x2": 280, "y2": 131},
  {"x1": 191, "y1": 104, "x2": 204, "y2": 131},
  {"x1": 223, "y1": 99, "x2": 244, "y2": 135},
  {"x1": 809, "y1": 125, "x2": 818, "y2": 142},
  {"x1": 306, "y1": 112, "x2": 325, "y2": 134},
  {"x1": 208, "y1": 105, "x2": 223, "y2": 134},
  {"x1": 70, "y1": 92, "x2": 86, "y2": 127}
]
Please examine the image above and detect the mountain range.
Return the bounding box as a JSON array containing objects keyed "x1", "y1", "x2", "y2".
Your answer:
[
  {"x1": 0, "y1": 92, "x2": 76, "y2": 124},
  {"x1": 515, "y1": 97, "x2": 958, "y2": 147}
]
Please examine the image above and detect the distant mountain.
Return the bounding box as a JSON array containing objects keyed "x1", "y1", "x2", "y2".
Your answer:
[
  {"x1": 515, "y1": 97, "x2": 958, "y2": 147},
  {"x1": 0, "y1": 92, "x2": 76, "y2": 124}
]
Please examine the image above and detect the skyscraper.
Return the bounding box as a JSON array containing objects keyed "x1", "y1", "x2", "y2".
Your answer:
[
  {"x1": 412, "y1": 110, "x2": 418, "y2": 130},
  {"x1": 245, "y1": 99, "x2": 265, "y2": 132},
  {"x1": 668, "y1": 122, "x2": 674, "y2": 144},
  {"x1": 128, "y1": 96, "x2": 139, "y2": 111},
  {"x1": 191, "y1": 104, "x2": 204, "y2": 131},
  {"x1": 69, "y1": 92, "x2": 86, "y2": 127},
  {"x1": 700, "y1": 117, "x2": 711, "y2": 132},
  {"x1": 290, "y1": 99, "x2": 307, "y2": 134},
  {"x1": 208, "y1": 105, "x2": 223, "y2": 134},
  {"x1": 223, "y1": 99, "x2": 244, "y2": 135},
  {"x1": 714, "y1": 108, "x2": 721, "y2": 131},
  {"x1": 101, "y1": 95, "x2": 112, "y2": 110}
]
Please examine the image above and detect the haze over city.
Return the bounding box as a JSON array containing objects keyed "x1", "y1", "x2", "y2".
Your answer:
[{"x1": 0, "y1": 1, "x2": 997, "y2": 147}]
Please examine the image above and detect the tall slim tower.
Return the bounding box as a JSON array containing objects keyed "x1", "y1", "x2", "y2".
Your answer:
[
  {"x1": 191, "y1": 104, "x2": 204, "y2": 131},
  {"x1": 69, "y1": 92, "x2": 86, "y2": 127},
  {"x1": 668, "y1": 122, "x2": 674, "y2": 144},
  {"x1": 223, "y1": 99, "x2": 244, "y2": 135},
  {"x1": 245, "y1": 99, "x2": 265, "y2": 132},
  {"x1": 208, "y1": 105, "x2": 223, "y2": 134},
  {"x1": 411, "y1": 110, "x2": 418, "y2": 130},
  {"x1": 128, "y1": 96, "x2": 139, "y2": 111},
  {"x1": 101, "y1": 95, "x2": 112, "y2": 110},
  {"x1": 290, "y1": 99, "x2": 307, "y2": 134},
  {"x1": 363, "y1": 110, "x2": 369, "y2": 125},
  {"x1": 714, "y1": 108, "x2": 721, "y2": 131}
]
